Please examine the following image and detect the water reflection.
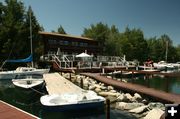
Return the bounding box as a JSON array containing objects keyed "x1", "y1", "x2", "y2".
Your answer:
[
  {"x1": 116, "y1": 74, "x2": 180, "y2": 94},
  {"x1": 0, "y1": 79, "x2": 137, "y2": 119}
]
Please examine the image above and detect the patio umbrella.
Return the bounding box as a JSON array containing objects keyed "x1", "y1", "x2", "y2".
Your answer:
[{"x1": 76, "y1": 52, "x2": 92, "y2": 58}]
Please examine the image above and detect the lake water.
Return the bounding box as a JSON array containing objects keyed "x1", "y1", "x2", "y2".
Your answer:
[
  {"x1": 115, "y1": 73, "x2": 180, "y2": 95},
  {"x1": 0, "y1": 79, "x2": 137, "y2": 119}
]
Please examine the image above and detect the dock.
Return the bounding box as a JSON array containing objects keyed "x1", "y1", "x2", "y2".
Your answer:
[
  {"x1": 0, "y1": 100, "x2": 39, "y2": 119},
  {"x1": 43, "y1": 73, "x2": 83, "y2": 94},
  {"x1": 81, "y1": 73, "x2": 180, "y2": 104}
]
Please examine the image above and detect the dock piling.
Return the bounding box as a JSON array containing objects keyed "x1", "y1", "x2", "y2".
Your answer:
[
  {"x1": 106, "y1": 98, "x2": 110, "y2": 119},
  {"x1": 80, "y1": 77, "x2": 84, "y2": 88}
]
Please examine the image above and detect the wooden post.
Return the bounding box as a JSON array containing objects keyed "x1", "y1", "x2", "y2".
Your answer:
[
  {"x1": 69, "y1": 72, "x2": 71, "y2": 81},
  {"x1": 106, "y1": 99, "x2": 110, "y2": 119},
  {"x1": 80, "y1": 77, "x2": 83, "y2": 88}
]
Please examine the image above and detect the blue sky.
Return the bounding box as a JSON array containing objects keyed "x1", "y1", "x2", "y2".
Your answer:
[{"x1": 10, "y1": 0, "x2": 180, "y2": 45}]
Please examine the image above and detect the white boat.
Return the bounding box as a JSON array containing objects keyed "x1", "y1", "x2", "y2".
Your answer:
[
  {"x1": 12, "y1": 74, "x2": 44, "y2": 89},
  {"x1": 40, "y1": 90, "x2": 105, "y2": 111},
  {"x1": 153, "y1": 61, "x2": 175, "y2": 71},
  {"x1": 0, "y1": 67, "x2": 49, "y2": 79}
]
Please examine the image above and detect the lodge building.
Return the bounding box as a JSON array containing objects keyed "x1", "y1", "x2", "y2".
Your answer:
[{"x1": 39, "y1": 31, "x2": 102, "y2": 56}]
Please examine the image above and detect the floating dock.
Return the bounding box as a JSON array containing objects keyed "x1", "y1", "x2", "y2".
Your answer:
[
  {"x1": 43, "y1": 73, "x2": 83, "y2": 94},
  {"x1": 81, "y1": 73, "x2": 180, "y2": 104},
  {"x1": 0, "y1": 100, "x2": 39, "y2": 119}
]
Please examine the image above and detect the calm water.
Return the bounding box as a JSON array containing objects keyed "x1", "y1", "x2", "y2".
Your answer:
[
  {"x1": 0, "y1": 79, "x2": 137, "y2": 119},
  {"x1": 115, "y1": 73, "x2": 180, "y2": 95}
]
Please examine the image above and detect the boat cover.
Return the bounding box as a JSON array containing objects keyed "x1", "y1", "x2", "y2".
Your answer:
[{"x1": 6, "y1": 54, "x2": 33, "y2": 63}]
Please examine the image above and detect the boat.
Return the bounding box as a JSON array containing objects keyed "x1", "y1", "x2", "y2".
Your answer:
[
  {"x1": 0, "y1": 67, "x2": 49, "y2": 79},
  {"x1": 40, "y1": 90, "x2": 105, "y2": 111},
  {"x1": 153, "y1": 61, "x2": 175, "y2": 71},
  {"x1": 12, "y1": 73, "x2": 44, "y2": 89},
  {"x1": 0, "y1": 9, "x2": 49, "y2": 80}
]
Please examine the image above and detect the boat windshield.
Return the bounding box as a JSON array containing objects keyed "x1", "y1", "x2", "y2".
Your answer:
[{"x1": 15, "y1": 74, "x2": 43, "y2": 79}]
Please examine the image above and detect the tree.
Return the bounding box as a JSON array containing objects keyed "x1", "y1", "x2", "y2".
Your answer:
[
  {"x1": 57, "y1": 25, "x2": 66, "y2": 34},
  {"x1": 0, "y1": 0, "x2": 42, "y2": 67},
  {"x1": 82, "y1": 22, "x2": 110, "y2": 54},
  {"x1": 119, "y1": 27, "x2": 148, "y2": 62}
]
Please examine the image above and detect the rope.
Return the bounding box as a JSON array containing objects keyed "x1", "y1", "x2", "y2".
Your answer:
[{"x1": 29, "y1": 86, "x2": 46, "y2": 95}]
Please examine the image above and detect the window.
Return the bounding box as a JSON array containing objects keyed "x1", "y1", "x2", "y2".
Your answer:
[
  {"x1": 64, "y1": 41, "x2": 69, "y2": 45},
  {"x1": 48, "y1": 39, "x2": 56, "y2": 45}
]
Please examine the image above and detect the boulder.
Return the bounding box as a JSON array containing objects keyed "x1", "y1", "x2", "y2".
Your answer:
[
  {"x1": 125, "y1": 93, "x2": 133, "y2": 101},
  {"x1": 129, "y1": 105, "x2": 148, "y2": 114},
  {"x1": 148, "y1": 102, "x2": 165, "y2": 111},
  {"x1": 144, "y1": 108, "x2": 164, "y2": 119},
  {"x1": 98, "y1": 91, "x2": 119, "y2": 97},
  {"x1": 109, "y1": 89, "x2": 117, "y2": 93},
  {"x1": 117, "y1": 93, "x2": 128, "y2": 102},
  {"x1": 95, "y1": 88, "x2": 101, "y2": 93},
  {"x1": 106, "y1": 95, "x2": 117, "y2": 103},
  {"x1": 107, "y1": 86, "x2": 114, "y2": 90},
  {"x1": 88, "y1": 85, "x2": 96, "y2": 90},
  {"x1": 116, "y1": 102, "x2": 144, "y2": 110}
]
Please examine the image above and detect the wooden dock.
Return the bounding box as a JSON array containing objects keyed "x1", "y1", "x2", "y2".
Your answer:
[
  {"x1": 81, "y1": 73, "x2": 180, "y2": 104},
  {"x1": 0, "y1": 100, "x2": 39, "y2": 119},
  {"x1": 43, "y1": 73, "x2": 83, "y2": 94}
]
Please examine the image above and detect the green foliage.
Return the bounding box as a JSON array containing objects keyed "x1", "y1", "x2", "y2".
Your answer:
[
  {"x1": 82, "y1": 23, "x2": 179, "y2": 63},
  {"x1": 0, "y1": 0, "x2": 41, "y2": 67},
  {"x1": 57, "y1": 25, "x2": 66, "y2": 34}
]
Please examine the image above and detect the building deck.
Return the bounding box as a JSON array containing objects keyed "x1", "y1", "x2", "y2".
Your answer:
[
  {"x1": 43, "y1": 73, "x2": 83, "y2": 94},
  {"x1": 81, "y1": 73, "x2": 180, "y2": 104},
  {"x1": 0, "y1": 100, "x2": 38, "y2": 119}
]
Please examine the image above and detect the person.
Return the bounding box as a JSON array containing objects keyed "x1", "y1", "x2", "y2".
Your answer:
[{"x1": 145, "y1": 58, "x2": 154, "y2": 67}]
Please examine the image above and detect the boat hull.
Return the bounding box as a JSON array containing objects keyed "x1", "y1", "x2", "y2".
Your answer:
[
  {"x1": 0, "y1": 67, "x2": 49, "y2": 79},
  {"x1": 40, "y1": 91, "x2": 105, "y2": 112},
  {"x1": 42, "y1": 100, "x2": 104, "y2": 112}
]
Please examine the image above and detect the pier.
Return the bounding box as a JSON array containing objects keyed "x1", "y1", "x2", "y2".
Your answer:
[
  {"x1": 0, "y1": 100, "x2": 39, "y2": 119},
  {"x1": 43, "y1": 73, "x2": 83, "y2": 94},
  {"x1": 81, "y1": 73, "x2": 180, "y2": 104}
]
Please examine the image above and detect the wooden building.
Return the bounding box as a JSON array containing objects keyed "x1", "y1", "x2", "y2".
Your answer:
[{"x1": 39, "y1": 31, "x2": 102, "y2": 56}]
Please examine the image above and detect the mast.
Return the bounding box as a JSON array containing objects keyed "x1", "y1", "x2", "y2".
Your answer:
[
  {"x1": 29, "y1": 6, "x2": 33, "y2": 67},
  {"x1": 165, "y1": 40, "x2": 168, "y2": 62}
]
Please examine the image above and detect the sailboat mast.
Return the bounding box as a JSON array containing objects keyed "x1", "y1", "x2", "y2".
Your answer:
[
  {"x1": 29, "y1": 6, "x2": 33, "y2": 67},
  {"x1": 165, "y1": 40, "x2": 168, "y2": 62}
]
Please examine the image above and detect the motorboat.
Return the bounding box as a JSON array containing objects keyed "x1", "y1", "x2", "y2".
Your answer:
[
  {"x1": 12, "y1": 73, "x2": 44, "y2": 89},
  {"x1": 153, "y1": 61, "x2": 175, "y2": 71},
  {"x1": 0, "y1": 67, "x2": 49, "y2": 79},
  {"x1": 40, "y1": 90, "x2": 105, "y2": 111}
]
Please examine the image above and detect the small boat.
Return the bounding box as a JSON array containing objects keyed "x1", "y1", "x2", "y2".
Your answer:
[
  {"x1": 0, "y1": 67, "x2": 49, "y2": 79},
  {"x1": 40, "y1": 90, "x2": 105, "y2": 111},
  {"x1": 12, "y1": 74, "x2": 44, "y2": 89}
]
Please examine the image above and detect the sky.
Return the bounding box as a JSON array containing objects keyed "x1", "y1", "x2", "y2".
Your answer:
[{"x1": 6, "y1": 0, "x2": 180, "y2": 45}]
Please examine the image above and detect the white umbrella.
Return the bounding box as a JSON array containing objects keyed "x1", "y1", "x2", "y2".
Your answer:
[{"x1": 76, "y1": 52, "x2": 92, "y2": 58}]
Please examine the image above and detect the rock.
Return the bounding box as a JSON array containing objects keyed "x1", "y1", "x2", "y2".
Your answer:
[
  {"x1": 148, "y1": 102, "x2": 165, "y2": 111},
  {"x1": 144, "y1": 108, "x2": 164, "y2": 119},
  {"x1": 116, "y1": 102, "x2": 145, "y2": 110},
  {"x1": 134, "y1": 93, "x2": 142, "y2": 99},
  {"x1": 109, "y1": 89, "x2": 117, "y2": 93},
  {"x1": 88, "y1": 85, "x2": 96, "y2": 90},
  {"x1": 142, "y1": 99, "x2": 148, "y2": 105},
  {"x1": 131, "y1": 93, "x2": 142, "y2": 102},
  {"x1": 95, "y1": 88, "x2": 101, "y2": 93},
  {"x1": 129, "y1": 105, "x2": 148, "y2": 114},
  {"x1": 117, "y1": 93, "x2": 128, "y2": 102},
  {"x1": 98, "y1": 91, "x2": 119, "y2": 97},
  {"x1": 107, "y1": 86, "x2": 114, "y2": 90},
  {"x1": 115, "y1": 102, "x2": 127, "y2": 110},
  {"x1": 106, "y1": 96, "x2": 117, "y2": 103},
  {"x1": 125, "y1": 93, "x2": 133, "y2": 101}
]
